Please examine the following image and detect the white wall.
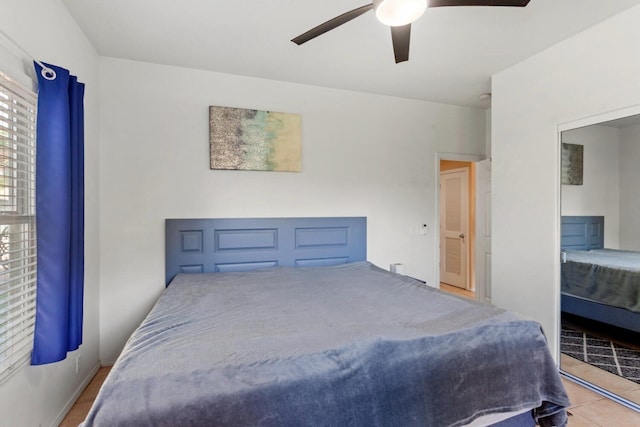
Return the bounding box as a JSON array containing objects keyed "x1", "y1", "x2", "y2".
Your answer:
[
  {"x1": 561, "y1": 125, "x2": 620, "y2": 248},
  {"x1": 98, "y1": 57, "x2": 486, "y2": 362},
  {"x1": 491, "y1": 4, "x2": 640, "y2": 358},
  {"x1": 619, "y1": 124, "x2": 640, "y2": 250},
  {"x1": 0, "y1": 1, "x2": 100, "y2": 426}
]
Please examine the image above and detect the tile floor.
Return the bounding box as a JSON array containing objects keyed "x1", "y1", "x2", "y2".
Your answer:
[
  {"x1": 561, "y1": 352, "x2": 640, "y2": 424},
  {"x1": 60, "y1": 364, "x2": 640, "y2": 426},
  {"x1": 562, "y1": 374, "x2": 640, "y2": 426},
  {"x1": 562, "y1": 353, "x2": 640, "y2": 404}
]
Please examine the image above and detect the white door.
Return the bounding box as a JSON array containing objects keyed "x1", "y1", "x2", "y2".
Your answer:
[
  {"x1": 475, "y1": 159, "x2": 491, "y2": 302},
  {"x1": 440, "y1": 168, "x2": 469, "y2": 288}
]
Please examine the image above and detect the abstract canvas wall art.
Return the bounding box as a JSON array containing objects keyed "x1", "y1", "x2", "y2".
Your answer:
[
  {"x1": 209, "y1": 106, "x2": 302, "y2": 172},
  {"x1": 561, "y1": 143, "x2": 583, "y2": 185}
]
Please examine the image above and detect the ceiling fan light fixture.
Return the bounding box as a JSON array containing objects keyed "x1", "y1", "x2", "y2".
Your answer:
[{"x1": 375, "y1": 0, "x2": 427, "y2": 27}]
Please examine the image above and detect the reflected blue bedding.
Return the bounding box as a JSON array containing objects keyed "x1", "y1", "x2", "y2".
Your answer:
[
  {"x1": 83, "y1": 262, "x2": 568, "y2": 427},
  {"x1": 562, "y1": 249, "x2": 640, "y2": 312}
]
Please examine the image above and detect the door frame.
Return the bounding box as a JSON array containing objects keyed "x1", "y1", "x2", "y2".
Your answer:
[{"x1": 435, "y1": 152, "x2": 488, "y2": 301}]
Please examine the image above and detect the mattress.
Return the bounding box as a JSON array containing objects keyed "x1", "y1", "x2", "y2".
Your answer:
[
  {"x1": 562, "y1": 249, "x2": 640, "y2": 313},
  {"x1": 83, "y1": 262, "x2": 568, "y2": 427}
]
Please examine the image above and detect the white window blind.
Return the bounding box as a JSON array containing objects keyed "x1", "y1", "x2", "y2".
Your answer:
[{"x1": 0, "y1": 71, "x2": 37, "y2": 384}]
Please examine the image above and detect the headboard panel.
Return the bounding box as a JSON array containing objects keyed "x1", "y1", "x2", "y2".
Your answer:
[
  {"x1": 561, "y1": 216, "x2": 604, "y2": 251},
  {"x1": 165, "y1": 217, "x2": 367, "y2": 285}
]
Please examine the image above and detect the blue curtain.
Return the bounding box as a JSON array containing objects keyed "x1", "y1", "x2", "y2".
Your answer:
[{"x1": 31, "y1": 62, "x2": 85, "y2": 365}]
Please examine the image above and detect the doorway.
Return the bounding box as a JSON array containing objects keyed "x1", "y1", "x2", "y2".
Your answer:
[
  {"x1": 437, "y1": 155, "x2": 491, "y2": 302},
  {"x1": 440, "y1": 164, "x2": 471, "y2": 291},
  {"x1": 558, "y1": 109, "x2": 640, "y2": 410}
]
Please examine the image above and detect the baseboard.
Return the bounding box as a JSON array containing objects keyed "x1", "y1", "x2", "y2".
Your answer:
[{"x1": 49, "y1": 362, "x2": 101, "y2": 427}]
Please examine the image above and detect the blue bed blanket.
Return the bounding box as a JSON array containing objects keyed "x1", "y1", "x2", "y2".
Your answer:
[
  {"x1": 83, "y1": 262, "x2": 568, "y2": 427},
  {"x1": 562, "y1": 249, "x2": 640, "y2": 312}
]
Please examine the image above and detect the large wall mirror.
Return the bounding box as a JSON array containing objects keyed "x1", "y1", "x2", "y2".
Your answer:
[{"x1": 559, "y1": 113, "x2": 640, "y2": 409}]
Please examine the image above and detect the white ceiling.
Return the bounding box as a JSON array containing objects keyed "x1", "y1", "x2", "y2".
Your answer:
[{"x1": 61, "y1": 0, "x2": 640, "y2": 108}]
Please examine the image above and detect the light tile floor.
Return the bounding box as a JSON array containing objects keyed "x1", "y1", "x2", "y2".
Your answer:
[
  {"x1": 563, "y1": 375, "x2": 640, "y2": 426},
  {"x1": 562, "y1": 353, "x2": 640, "y2": 425},
  {"x1": 562, "y1": 354, "x2": 640, "y2": 405}
]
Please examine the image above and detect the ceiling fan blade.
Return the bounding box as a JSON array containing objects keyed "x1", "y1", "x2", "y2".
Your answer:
[
  {"x1": 391, "y1": 24, "x2": 411, "y2": 64},
  {"x1": 291, "y1": 4, "x2": 375, "y2": 45},
  {"x1": 428, "y1": 0, "x2": 530, "y2": 7}
]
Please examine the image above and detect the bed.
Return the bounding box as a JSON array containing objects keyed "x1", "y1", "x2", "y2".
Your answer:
[
  {"x1": 561, "y1": 216, "x2": 640, "y2": 333},
  {"x1": 82, "y1": 217, "x2": 568, "y2": 427}
]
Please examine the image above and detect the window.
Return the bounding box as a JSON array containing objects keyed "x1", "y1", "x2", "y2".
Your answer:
[{"x1": 0, "y1": 71, "x2": 37, "y2": 383}]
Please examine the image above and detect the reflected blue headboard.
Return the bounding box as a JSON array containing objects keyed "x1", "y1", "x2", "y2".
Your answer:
[
  {"x1": 561, "y1": 216, "x2": 604, "y2": 251},
  {"x1": 165, "y1": 217, "x2": 367, "y2": 285}
]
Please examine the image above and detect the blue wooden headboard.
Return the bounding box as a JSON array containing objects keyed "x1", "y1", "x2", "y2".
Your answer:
[
  {"x1": 165, "y1": 217, "x2": 367, "y2": 285},
  {"x1": 561, "y1": 216, "x2": 604, "y2": 251}
]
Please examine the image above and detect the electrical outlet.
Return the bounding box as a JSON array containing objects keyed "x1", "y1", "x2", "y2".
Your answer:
[{"x1": 75, "y1": 355, "x2": 81, "y2": 373}]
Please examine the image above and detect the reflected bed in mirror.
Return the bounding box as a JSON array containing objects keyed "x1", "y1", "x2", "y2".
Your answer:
[{"x1": 560, "y1": 216, "x2": 640, "y2": 333}]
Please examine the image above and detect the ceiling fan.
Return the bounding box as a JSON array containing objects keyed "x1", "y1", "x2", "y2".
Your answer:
[{"x1": 292, "y1": 0, "x2": 531, "y2": 64}]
